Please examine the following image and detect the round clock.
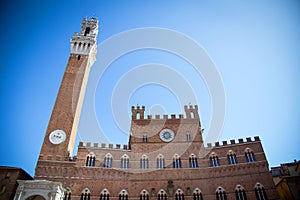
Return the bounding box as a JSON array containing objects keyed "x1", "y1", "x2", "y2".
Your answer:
[
  {"x1": 159, "y1": 129, "x2": 175, "y2": 142},
  {"x1": 49, "y1": 129, "x2": 66, "y2": 144}
]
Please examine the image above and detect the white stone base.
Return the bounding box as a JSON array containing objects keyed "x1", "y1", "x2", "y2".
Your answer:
[{"x1": 14, "y1": 180, "x2": 64, "y2": 200}]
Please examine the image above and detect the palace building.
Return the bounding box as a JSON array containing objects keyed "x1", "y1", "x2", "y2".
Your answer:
[{"x1": 14, "y1": 18, "x2": 279, "y2": 200}]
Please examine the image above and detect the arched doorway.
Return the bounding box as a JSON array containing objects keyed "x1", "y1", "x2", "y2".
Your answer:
[{"x1": 26, "y1": 195, "x2": 46, "y2": 200}]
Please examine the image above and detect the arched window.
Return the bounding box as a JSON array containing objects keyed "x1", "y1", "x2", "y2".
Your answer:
[
  {"x1": 100, "y1": 188, "x2": 110, "y2": 200},
  {"x1": 103, "y1": 153, "x2": 113, "y2": 168},
  {"x1": 173, "y1": 154, "x2": 182, "y2": 168},
  {"x1": 189, "y1": 154, "x2": 199, "y2": 168},
  {"x1": 245, "y1": 148, "x2": 256, "y2": 162},
  {"x1": 136, "y1": 112, "x2": 141, "y2": 119},
  {"x1": 227, "y1": 150, "x2": 238, "y2": 165},
  {"x1": 156, "y1": 154, "x2": 165, "y2": 169},
  {"x1": 186, "y1": 133, "x2": 191, "y2": 141},
  {"x1": 157, "y1": 189, "x2": 167, "y2": 200},
  {"x1": 254, "y1": 183, "x2": 268, "y2": 200},
  {"x1": 64, "y1": 187, "x2": 71, "y2": 200},
  {"x1": 86, "y1": 153, "x2": 95, "y2": 167},
  {"x1": 119, "y1": 189, "x2": 128, "y2": 200},
  {"x1": 210, "y1": 152, "x2": 220, "y2": 167},
  {"x1": 193, "y1": 188, "x2": 203, "y2": 200},
  {"x1": 142, "y1": 135, "x2": 148, "y2": 142},
  {"x1": 80, "y1": 188, "x2": 91, "y2": 200},
  {"x1": 175, "y1": 189, "x2": 184, "y2": 200},
  {"x1": 216, "y1": 186, "x2": 226, "y2": 200},
  {"x1": 140, "y1": 189, "x2": 149, "y2": 200},
  {"x1": 235, "y1": 185, "x2": 247, "y2": 200},
  {"x1": 73, "y1": 42, "x2": 77, "y2": 50},
  {"x1": 140, "y1": 154, "x2": 149, "y2": 169},
  {"x1": 84, "y1": 27, "x2": 90, "y2": 36},
  {"x1": 191, "y1": 112, "x2": 195, "y2": 118},
  {"x1": 121, "y1": 154, "x2": 129, "y2": 169}
]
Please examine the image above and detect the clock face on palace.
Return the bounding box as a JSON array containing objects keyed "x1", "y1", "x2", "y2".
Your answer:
[
  {"x1": 49, "y1": 129, "x2": 67, "y2": 144},
  {"x1": 159, "y1": 129, "x2": 175, "y2": 142}
]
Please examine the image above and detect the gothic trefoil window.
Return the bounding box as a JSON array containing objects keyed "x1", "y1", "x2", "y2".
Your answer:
[
  {"x1": 173, "y1": 154, "x2": 182, "y2": 168},
  {"x1": 227, "y1": 150, "x2": 238, "y2": 165},
  {"x1": 193, "y1": 188, "x2": 203, "y2": 200},
  {"x1": 103, "y1": 153, "x2": 113, "y2": 168},
  {"x1": 140, "y1": 154, "x2": 149, "y2": 169},
  {"x1": 156, "y1": 154, "x2": 165, "y2": 169},
  {"x1": 175, "y1": 189, "x2": 184, "y2": 200},
  {"x1": 210, "y1": 152, "x2": 220, "y2": 167},
  {"x1": 121, "y1": 154, "x2": 129, "y2": 169},
  {"x1": 216, "y1": 187, "x2": 227, "y2": 200},
  {"x1": 245, "y1": 148, "x2": 256, "y2": 163},
  {"x1": 64, "y1": 187, "x2": 71, "y2": 200},
  {"x1": 86, "y1": 153, "x2": 95, "y2": 167},
  {"x1": 119, "y1": 189, "x2": 129, "y2": 200},
  {"x1": 100, "y1": 189, "x2": 110, "y2": 200},
  {"x1": 80, "y1": 188, "x2": 91, "y2": 200},
  {"x1": 235, "y1": 185, "x2": 247, "y2": 200},
  {"x1": 189, "y1": 154, "x2": 199, "y2": 168},
  {"x1": 254, "y1": 183, "x2": 268, "y2": 200},
  {"x1": 140, "y1": 189, "x2": 149, "y2": 200},
  {"x1": 157, "y1": 189, "x2": 167, "y2": 200}
]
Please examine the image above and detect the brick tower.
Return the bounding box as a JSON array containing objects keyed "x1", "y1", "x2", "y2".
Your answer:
[
  {"x1": 14, "y1": 18, "x2": 279, "y2": 200},
  {"x1": 38, "y1": 18, "x2": 98, "y2": 163}
]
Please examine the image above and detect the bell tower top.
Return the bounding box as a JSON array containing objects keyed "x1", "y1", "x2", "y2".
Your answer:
[{"x1": 70, "y1": 18, "x2": 98, "y2": 63}]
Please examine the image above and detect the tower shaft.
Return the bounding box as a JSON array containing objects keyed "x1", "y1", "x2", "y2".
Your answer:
[{"x1": 37, "y1": 18, "x2": 98, "y2": 163}]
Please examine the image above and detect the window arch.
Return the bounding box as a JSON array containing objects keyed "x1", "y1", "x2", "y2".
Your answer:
[
  {"x1": 140, "y1": 189, "x2": 149, "y2": 200},
  {"x1": 140, "y1": 154, "x2": 149, "y2": 169},
  {"x1": 235, "y1": 185, "x2": 247, "y2": 200},
  {"x1": 119, "y1": 189, "x2": 128, "y2": 200},
  {"x1": 73, "y1": 42, "x2": 77, "y2": 50},
  {"x1": 100, "y1": 189, "x2": 110, "y2": 200},
  {"x1": 189, "y1": 154, "x2": 199, "y2": 168},
  {"x1": 156, "y1": 154, "x2": 165, "y2": 169},
  {"x1": 157, "y1": 189, "x2": 167, "y2": 200},
  {"x1": 86, "y1": 152, "x2": 95, "y2": 167},
  {"x1": 103, "y1": 153, "x2": 113, "y2": 168},
  {"x1": 186, "y1": 133, "x2": 191, "y2": 141},
  {"x1": 210, "y1": 152, "x2": 220, "y2": 167},
  {"x1": 80, "y1": 188, "x2": 91, "y2": 200},
  {"x1": 175, "y1": 189, "x2": 184, "y2": 200},
  {"x1": 227, "y1": 150, "x2": 238, "y2": 165},
  {"x1": 142, "y1": 135, "x2": 148, "y2": 142},
  {"x1": 254, "y1": 183, "x2": 267, "y2": 200},
  {"x1": 84, "y1": 27, "x2": 90, "y2": 36},
  {"x1": 193, "y1": 188, "x2": 203, "y2": 200},
  {"x1": 173, "y1": 154, "x2": 182, "y2": 168},
  {"x1": 216, "y1": 186, "x2": 226, "y2": 200},
  {"x1": 245, "y1": 148, "x2": 256, "y2": 162},
  {"x1": 63, "y1": 187, "x2": 71, "y2": 200},
  {"x1": 121, "y1": 154, "x2": 129, "y2": 169}
]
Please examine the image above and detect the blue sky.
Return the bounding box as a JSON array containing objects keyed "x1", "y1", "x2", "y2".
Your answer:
[{"x1": 0, "y1": 0, "x2": 299, "y2": 176}]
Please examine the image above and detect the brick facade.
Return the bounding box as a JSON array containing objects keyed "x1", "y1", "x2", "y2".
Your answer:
[{"x1": 17, "y1": 18, "x2": 279, "y2": 200}]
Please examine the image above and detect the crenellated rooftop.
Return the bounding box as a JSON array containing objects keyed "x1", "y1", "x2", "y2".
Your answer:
[
  {"x1": 206, "y1": 136, "x2": 260, "y2": 148},
  {"x1": 78, "y1": 136, "x2": 260, "y2": 151},
  {"x1": 78, "y1": 142, "x2": 129, "y2": 150},
  {"x1": 131, "y1": 105, "x2": 199, "y2": 120}
]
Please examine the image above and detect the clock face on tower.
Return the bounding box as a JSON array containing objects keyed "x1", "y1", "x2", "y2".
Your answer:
[
  {"x1": 49, "y1": 129, "x2": 66, "y2": 144},
  {"x1": 159, "y1": 129, "x2": 175, "y2": 142}
]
